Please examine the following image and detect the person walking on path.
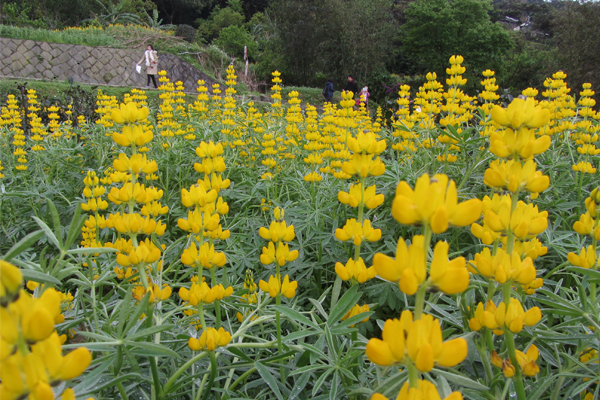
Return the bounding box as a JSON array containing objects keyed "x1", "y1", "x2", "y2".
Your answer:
[
  {"x1": 323, "y1": 77, "x2": 334, "y2": 103},
  {"x1": 344, "y1": 75, "x2": 358, "y2": 96},
  {"x1": 137, "y1": 45, "x2": 159, "y2": 89}
]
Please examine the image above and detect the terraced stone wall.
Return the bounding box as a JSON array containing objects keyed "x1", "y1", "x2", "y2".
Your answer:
[{"x1": 0, "y1": 37, "x2": 216, "y2": 91}]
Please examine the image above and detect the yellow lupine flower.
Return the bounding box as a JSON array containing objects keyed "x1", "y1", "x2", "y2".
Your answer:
[
  {"x1": 365, "y1": 311, "x2": 467, "y2": 372},
  {"x1": 373, "y1": 236, "x2": 425, "y2": 295},
  {"x1": 335, "y1": 219, "x2": 382, "y2": 245},
  {"x1": 482, "y1": 199, "x2": 548, "y2": 239},
  {"x1": 0, "y1": 261, "x2": 22, "y2": 304},
  {"x1": 341, "y1": 304, "x2": 370, "y2": 327},
  {"x1": 180, "y1": 242, "x2": 226, "y2": 268},
  {"x1": 178, "y1": 210, "x2": 220, "y2": 234},
  {"x1": 491, "y1": 97, "x2": 550, "y2": 131},
  {"x1": 179, "y1": 281, "x2": 233, "y2": 305},
  {"x1": 113, "y1": 153, "x2": 158, "y2": 175},
  {"x1": 341, "y1": 154, "x2": 386, "y2": 178},
  {"x1": 338, "y1": 183, "x2": 384, "y2": 209},
  {"x1": 391, "y1": 174, "x2": 482, "y2": 234},
  {"x1": 112, "y1": 124, "x2": 153, "y2": 147},
  {"x1": 116, "y1": 239, "x2": 161, "y2": 267},
  {"x1": 258, "y1": 274, "x2": 297, "y2": 298},
  {"x1": 484, "y1": 159, "x2": 550, "y2": 195},
  {"x1": 181, "y1": 184, "x2": 218, "y2": 208},
  {"x1": 260, "y1": 241, "x2": 299, "y2": 266},
  {"x1": 371, "y1": 380, "x2": 463, "y2": 400},
  {"x1": 429, "y1": 241, "x2": 469, "y2": 294},
  {"x1": 335, "y1": 257, "x2": 377, "y2": 284},
  {"x1": 110, "y1": 102, "x2": 150, "y2": 124},
  {"x1": 188, "y1": 327, "x2": 231, "y2": 351},
  {"x1": 568, "y1": 245, "x2": 598, "y2": 269},
  {"x1": 258, "y1": 221, "x2": 295, "y2": 243},
  {"x1": 471, "y1": 248, "x2": 536, "y2": 285}
]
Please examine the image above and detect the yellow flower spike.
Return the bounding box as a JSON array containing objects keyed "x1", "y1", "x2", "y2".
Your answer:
[
  {"x1": 347, "y1": 130, "x2": 387, "y2": 155},
  {"x1": 0, "y1": 260, "x2": 22, "y2": 304},
  {"x1": 516, "y1": 345, "x2": 540, "y2": 376},
  {"x1": 258, "y1": 274, "x2": 298, "y2": 298},
  {"x1": 568, "y1": 245, "x2": 597, "y2": 269},
  {"x1": 342, "y1": 154, "x2": 386, "y2": 177},
  {"x1": 372, "y1": 236, "x2": 426, "y2": 295},
  {"x1": 153, "y1": 283, "x2": 172, "y2": 301},
  {"x1": 573, "y1": 212, "x2": 596, "y2": 237},
  {"x1": 392, "y1": 174, "x2": 482, "y2": 233},
  {"x1": 491, "y1": 97, "x2": 550, "y2": 130},
  {"x1": 258, "y1": 220, "x2": 295, "y2": 243},
  {"x1": 57, "y1": 347, "x2": 92, "y2": 380},
  {"x1": 188, "y1": 327, "x2": 231, "y2": 351},
  {"x1": 341, "y1": 304, "x2": 370, "y2": 326},
  {"x1": 180, "y1": 242, "x2": 226, "y2": 268},
  {"x1": 260, "y1": 241, "x2": 299, "y2": 266},
  {"x1": 61, "y1": 388, "x2": 76, "y2": 400},
  {"x1": 335, "y1": 219, "x2": 382, "y2": 245},
  {"x1": 335, "y1": 257, "x2": 377, "y2": 284},
  {"x1": 113, "y1": 153, "x2": 158, "y2": 176},
  {"x1": 429, "y1": 241, "x2": 469, "y2": 294}
]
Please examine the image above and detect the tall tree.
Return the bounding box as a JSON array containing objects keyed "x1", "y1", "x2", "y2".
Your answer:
[
  {"x1": 552, "y1": 1, "x2": 600, "y2": 101},
  {"x1": 402, "y1": 0, "x2": 513, "y2": 87}
]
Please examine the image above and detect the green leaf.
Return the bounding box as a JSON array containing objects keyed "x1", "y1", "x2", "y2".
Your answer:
[
  {"x1": 328, "y1": 284, "x2": 361, "y2": 326},
  {"x1": 567, "y1": 267, "x2": 600, "y2": 283},
  {"x1": 124, "y1": 291, "x2": 150, "y2": 334},
  {"x1": 66, "y1": 247, "x2": 118, "y2": 255},
  {"x1": 283, "y1": 330, "x2": 320, "y2": 343},
  {"x1": 32, "y1": 216, "x2": 61, "y2": 250},
  {"x1": 1, "y1": 230, "x2": 43, "y2": 261},
  {"x1": 254, "y1": 361, "x2": 284, "y2": 400},
  {"x1": 289, "y1": 372, "x2": 310, "y2": 400},
  {"x1": 117, "y1": 290, "x2": 133, "y2": 338},
  {"x1": 47, "y1": 199, "x2": 64, "y2": 249},
  {"x1": 123, "y1": 340, "x2": 180, "y2": 358},
  {"x1": 126, "y1": 324, "x2": 175, "y2": 341},
  {"x1": 431, "y1": 368, "x2": 489, "y2": 390},
  {"x1": 19, "y1": 269, "x2": 62, "y2": 286},
  {"x1": 312, "y1": 367, "x2": 334, "y2": 396},
  {"x1": 64, "y1": 204, "x2": 85, "y2": 250},
  {"x1": 273, "y1": 305, "x2": 319, "y2": 329},
  {"x1": 334, "y1": 311, "x2": 373, "y2": 329}
]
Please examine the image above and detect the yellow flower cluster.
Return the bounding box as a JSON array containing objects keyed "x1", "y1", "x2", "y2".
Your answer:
[
  {"x1": 258, "y1": 208, "x2": 298, "y2": 299},
  {"x1": 366, "y1": 310, "x2": 467, "y2": 372},
  {"x1": 1, "y1": 261, "x2": 92, "y2": 400},
  {"x1": 569, "y1": 188, "x2": 600, "y2": 269},
  {"x1": 106, "y1": 102, "x2": 169, "y2": 302}
]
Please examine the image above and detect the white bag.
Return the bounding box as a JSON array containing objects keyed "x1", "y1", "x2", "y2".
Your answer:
[{"x1": 135, "y1": 64, "x2": 142, "y2": 74}]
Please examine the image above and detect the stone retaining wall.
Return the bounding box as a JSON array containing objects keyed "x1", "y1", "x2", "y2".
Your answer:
[{"x1": 0, "y1": 37, "x2": 217, "y2": 92}]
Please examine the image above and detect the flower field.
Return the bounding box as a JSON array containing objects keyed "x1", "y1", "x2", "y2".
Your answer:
[{"x1": 1, "y1": 58, "x2": 599, "y2": 400}]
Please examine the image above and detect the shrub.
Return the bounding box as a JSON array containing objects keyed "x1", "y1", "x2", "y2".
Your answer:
[{"x1": 175, "y1": 24, "x2": 197, "y2": 43}]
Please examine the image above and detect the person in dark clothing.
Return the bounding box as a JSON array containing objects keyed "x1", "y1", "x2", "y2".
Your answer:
[
  {"x1": 323, "y1": 77, "x2": 334, "y2": 103},
  {"x1": 344, "y1": 75, "x2": 358, "y2": 95}
]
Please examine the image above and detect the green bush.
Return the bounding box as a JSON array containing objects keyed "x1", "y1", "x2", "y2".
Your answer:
[
  {"x1": 214, "y1": 25, "x2": 257, "y2": 60},
  {"x1": 175, "y1": 24, "x2": 197, "y2": 43}
]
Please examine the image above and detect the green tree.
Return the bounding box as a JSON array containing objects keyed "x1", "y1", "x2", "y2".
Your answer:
[
  {"x1": 196, "y1": 0, "x2": 245, "y2": 42},
  {"x1": 402, "y1": 0, "x2": 513, "y2": 88},
  {"x1": 551, "y1": 1, "x2": 600, "y2": 102},
  {"x1": 214, "y1": 25, "x2": 258, "y2": 60},
  {"x1": 268, "y1": 0, "x2": 398, "y2": 88}
]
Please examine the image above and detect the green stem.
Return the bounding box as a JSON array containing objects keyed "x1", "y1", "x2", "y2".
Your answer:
[
  {"x1": 504, "y1": 329, "x2": 526, "y2": 400},
  {"x1": 407, "y1": 361, "x2": 419, "y2": 388},
  {"x1": 226, "y1": 367, "x2": 257, "y2": 394},
  {"x1": 201, "y1": 351, "x2": 218, "y2": 400},
  {"x1": 276, "y1": 293, "x2": 284, "y2": 383},
  {"x1": 210, "y1": 268, "x2": 222, "y2": 329},
  {"x1": 198, "y1": 302, "x2": 207, "y2": 331},
  {"x1": 413, "y1": 283, "x2": 428, "y2": 320},
  {"x1": 160, "y1": 351, "x2": 209, "y2": 399}
]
